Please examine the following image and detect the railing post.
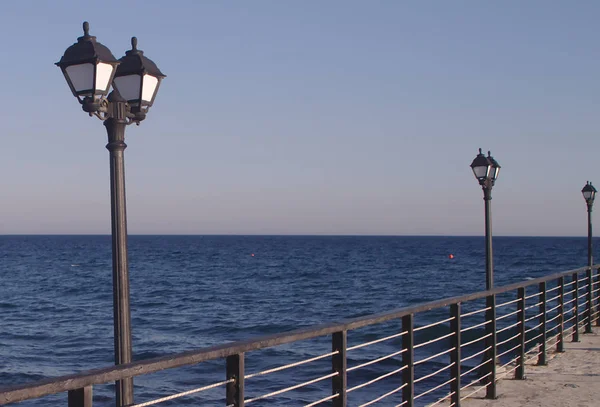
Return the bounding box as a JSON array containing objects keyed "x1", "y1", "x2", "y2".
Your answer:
[
  {"x1": 572, "y1": 272, "x2": 580, "y2": 342},
  {"x1": 402, "y1": 314, "x2": 414, "y2": 407},
  {"x1": 515, "y1": 287, "x2": 526, "y2": 380},
  {"x1": 332, "y1": 331, "x2": 347, "y2": 407},
  {"x1": 226, "y1": 353, "x2": 245, "y2": 407},
  {"x1": 538, "y1": 282, "x2": 547, "y2": 365},
  {"x1": 557, "y1": 277, "x2": 565, "y2": 352},
  {"x1": 450, "y1": 304, "x2": 461, "y2": 407},
  {"x1": 484, "y1": 294, "x2": 496, "y2": 399},
  {"x1": 68, "y1": 386, "x2": 93, "y2": 407},
  {"x1": 586, "y1": 267, "x2": 593, "y2": 333}
]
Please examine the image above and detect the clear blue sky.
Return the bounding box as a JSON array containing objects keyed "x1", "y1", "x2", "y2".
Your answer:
[{"x1": 1, "y1": 1, "x2": 599, "y2": 236}]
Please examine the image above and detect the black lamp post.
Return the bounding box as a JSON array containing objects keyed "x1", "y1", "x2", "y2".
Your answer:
[
  {"x1": 470, "y1": 148, "x2": 500, "y2": 290},
  {"x1": 470, "y1": 148, "x2": 500, "y2": 399},
  {"x1": 582, "y1": 181, "x2": 597, "y2": 333},
  {"x1": 56, "y1": 22, "x2": 165, "y2": 407}
]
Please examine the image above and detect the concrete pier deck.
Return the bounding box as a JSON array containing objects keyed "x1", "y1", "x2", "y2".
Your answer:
[{"x1": 464, "y1": 332, "x2": 600, "y2": 407}]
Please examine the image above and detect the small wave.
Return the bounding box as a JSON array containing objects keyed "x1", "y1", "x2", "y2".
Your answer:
[
  {"x1": 71, "y1": 264, "x2": 80, "y2": 267},
  {"x1": 0, "y1": 302, "x2": 17, "y2": 309}
]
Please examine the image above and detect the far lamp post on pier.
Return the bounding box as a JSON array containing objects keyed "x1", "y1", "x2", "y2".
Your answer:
[
  {"x1": 56, "y1": 21, "x2": 166, "y2": 407},
  {"x1": 470, "y1": 148, "x2": 500, "y2": 400},
  {"x1": 582, "y1": 181, "x2": 597, "y2": 332},
  {"x1": 470, "y1": 148, "x2": 500, "y2": 291}
]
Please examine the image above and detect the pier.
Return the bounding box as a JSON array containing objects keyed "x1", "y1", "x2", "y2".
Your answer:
[
  {"x1": 464, "y1": 332, "x2": 600, "y2": 407},
  {"x1": 1, "y1": 264, "x2": 599, "y2": 406}
]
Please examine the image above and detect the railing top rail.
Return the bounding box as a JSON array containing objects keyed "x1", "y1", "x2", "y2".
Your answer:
[{"x1": 0, "y1": 264, "x2": 591, "y2": 405}]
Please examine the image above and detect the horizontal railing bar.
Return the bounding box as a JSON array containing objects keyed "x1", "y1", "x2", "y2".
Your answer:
[
  {"x1": 461, "y1": 333, "x2": 492, "y2": 348},
  {"x1": 414, "y1": 347, "x2": 454, "y2": 366},
  {"x1": 461, "y1": 371, "x2": 491, "y2": 392},
  {"x1": 461, "y1": 346, "x2": 491, "y2": 363},
  {"x1": 497, "y1": 343, "x2": 520, "y2": 359},
  {"x1": 546, "y1": 313, "x2": 561, "y2": 325},
  {"x1": 460, "y1": 320, "x2": 491, "y2": 333},
  {"x1": 500, "y1": 355, "x2": 519, "y2": 370},
  {"x1": 564, "y1": 289, "x2": 577, "y2": 297},
  {"x1": 414, "y1": 332, "x2": 454, "y2": 349},
  {"x1": 414, "y1": 377, "x2": 455, "y2": 400},
  {"x1": 414, "y1": 317, "x2": 455, "y2": 332},
  {"x1": 525, "y1": 332, "x2": 544, "y2": 345},
  {"x1": 546, "y1": 285, "x2": 560, "y2": 293},
  {"x1": 578, "y1": 292, "x2": 588, "y2": 300},
  {"x1": 546, "y1": 304, "x2": 560, "y2": 313},
  {"x1": 525, "y1": 292, "x2": 542, "y2": 300},
  {"x1": 525, "y1": 351, "x2": 542, "y2": 364},
  {"x1": 496, "y1": 298, "x2": 520, "y2": 308},
  {"x1": 347, "y1": 366, "x2": 406, "y2": 393},
  {"x1": 131, "y1": 379, "x2": 233, "y2": 407},
  {"x1": 546, "y1": 294, "x2": 561, "y2": 303},
  {"x1": 497, "y1": 320, "x2": 520, "y2": 334},
  {"x1": 545, "y1": 333, "x2": 560, "y2": 346},
  {"x1": 564, "y1": 313, "x2": 576, "y2": 325},
  {"x1": 497, "y1": 332, "x2": 520, "y2": 347},
  {"x1": 347, "y1": 349, "x2": 406, "y2": 372},
  {"x1": 428, "y1": 391, "x2": 455, "y2": 407},
  {"x1": 304, "y1": 393, "x2": 338, "y2": 407},
  {"x1": 497, "y1": 308, "x2": 520, "y2": 321},
  {"x1": 245, "y1": 372, "x2": 337, "y2": 404},
  {"x1": 525, "y1": 322, "x2": 543, "y2": 334},
  {"x1": 495, "y1": 364, "x2": 518, "y2": 381},
  {"x1": 358, "y1": 383, "x2": 406, "y2": 407},
  {"x1": 524, "y1": 301, "x2": 544, "y2": 311},
  {"x1": 461, "y1": 306, "x2": 491, "y2": 318},
  {"x1": 347, "y1": 331, "x2": 407, "y2": 351},
  {"x1": 524, "y1": 312, "x2": 543, "y2": 323},
  {"x1": 414, "y1": 362, "x2": 454, "y2": 384},
  {"x1": 245, "y1": 351, "x2": 338, "y2": 379},
  {"x1": 461, "y1": 359, "x2": 491, "y2": 378},
  {"x1": 0, "y1": 265, "x2": 592, "y2": 404},
  {"x1": 460, "y1": 382, "x2": 488, "y2": 401}
]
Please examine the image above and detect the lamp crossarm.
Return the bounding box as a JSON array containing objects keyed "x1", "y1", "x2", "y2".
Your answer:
[{"x1": 81, "y1": 95, "x2": 145, "y2": 125}]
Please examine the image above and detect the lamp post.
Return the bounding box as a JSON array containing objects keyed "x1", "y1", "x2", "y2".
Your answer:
[
  {"x1": 582, "y1": 181, "x2": 596, "y2": 333},
  {"x1": 56, "y1": 22, "x2": 165, "y2": 407},
  {"x1": 470, "y1": 148, "x2": 500, "y2": 290},
  {"x1": 470, "y1": 148, "x2": 500, "y2": 399}
]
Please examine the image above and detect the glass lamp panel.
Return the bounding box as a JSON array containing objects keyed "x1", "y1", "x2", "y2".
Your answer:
[
  {"x1": 95, "y1": 62, "x2": 115, "y2": 93},
  {"x1": 490, "y1": 166, "x2": 500, "y2": 181},
  {"x1": 472, "y1": 165, "x2": 490, "y2": 180},
  {"x1": 583, "y1": 190, "x2": 593, "y2": 200},
  {"x1": 65, "y1": 63, "x2": 95, "y2": 94},
  {"x1": 113, "y1": 74, "x2": 142, "y2": 102},
  {"x1": 141, "y1": 74, "x2": 159, "y2": 103}
]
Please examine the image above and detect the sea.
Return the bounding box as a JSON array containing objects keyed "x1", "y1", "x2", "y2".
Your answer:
[{"x1": 0, "y1": 235, "x2": 597, "y2": 406}]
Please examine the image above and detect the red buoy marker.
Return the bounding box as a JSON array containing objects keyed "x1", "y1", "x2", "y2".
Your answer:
[{"x1": 448, "y1": 254, "x2": 454, "y2": 259}]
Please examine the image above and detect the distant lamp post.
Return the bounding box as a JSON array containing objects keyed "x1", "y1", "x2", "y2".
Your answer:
[
  {"x1": 470, "y1": 148, "x2": 500, "y2": 400},
  {"x1": 582, "y1": 181, "x2": 597, "y2": 333},
  {"x1": 470, "y1": 148, "x2": 500, "y2": 290},
  {"x1": 56, "y1": 21, "x2": 166, "y2": 407}
]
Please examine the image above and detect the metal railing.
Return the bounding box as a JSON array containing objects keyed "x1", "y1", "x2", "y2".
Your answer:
[{"x1": 1, "y1": 265, "x2": 599, "y2": 407}]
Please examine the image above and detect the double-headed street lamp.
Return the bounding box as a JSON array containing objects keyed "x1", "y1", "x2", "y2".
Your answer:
[
  {"x1": 470, "y1": 148, "x2": 500, "y2": 399},
  {"x1": 470, "y1": 148, "x2": 500, "y2": 290},
  {"x1": 56, "y1": 21, "x2": 166, "y2": 407},
  {"x1": 582, "y1": 181, "x2": 597, "y2": 333}
]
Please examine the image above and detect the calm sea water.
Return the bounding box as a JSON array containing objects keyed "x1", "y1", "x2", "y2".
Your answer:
[{"x1": 0, "y1": 235, "x2": 596, "y2": 406}]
